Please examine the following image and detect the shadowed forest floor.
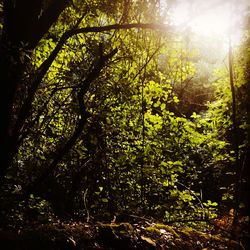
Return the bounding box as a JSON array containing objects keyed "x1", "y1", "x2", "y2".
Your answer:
[{"x1": 0, "y1": 217, "x2": 248, "y2": 250}]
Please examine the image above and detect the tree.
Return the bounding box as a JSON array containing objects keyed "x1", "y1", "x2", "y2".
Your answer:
[
  {"x1": 0, "y1": 1, "x2": 170, "y2": 190},
  {"x1": 0, "y1": 0, "x2": 70, "y2": 186},
  {"x1": 1, "y1": 1, "x2": 247, "y2": 230},
  {"x1": 1, "y1": 1, "x2": 178, "y2": 221}
]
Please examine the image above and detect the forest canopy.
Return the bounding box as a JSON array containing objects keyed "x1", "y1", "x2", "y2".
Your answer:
[{"x1": 0, "y1": 0, "x2": 249, "y2": 248}]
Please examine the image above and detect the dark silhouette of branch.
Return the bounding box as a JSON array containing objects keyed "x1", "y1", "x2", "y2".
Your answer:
[
  {"x1": 66, "y1": 23, "x2": 172, "y2": 37},
  {"x1": 24, "y1": 48, "x2": 118, "y2": 195},
  {"x1": 13, "y1": 22, "x2": 170, "y2": 145}
]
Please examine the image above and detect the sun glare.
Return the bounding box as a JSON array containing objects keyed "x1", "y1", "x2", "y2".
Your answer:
[
  {"x1": 190, "y1": 6, "x2": 230, "y2": 35},
  {"x1": 171, "y1": 1, "x2": 242, "y2": 47}
]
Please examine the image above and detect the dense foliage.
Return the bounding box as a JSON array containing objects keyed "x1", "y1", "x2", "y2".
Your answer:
[{"x1": 0, "y1": 2, "x2": 249, "y2": 244}]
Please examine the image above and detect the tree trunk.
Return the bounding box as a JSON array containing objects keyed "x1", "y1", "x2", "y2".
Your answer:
[{"x1": 0, "y1": 41, "x2": 23, "y2": 184}]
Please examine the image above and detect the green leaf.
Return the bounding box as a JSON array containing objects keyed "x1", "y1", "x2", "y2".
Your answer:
[{"x1": 160, "y1": 103, "x2": 166, "y2": 110}]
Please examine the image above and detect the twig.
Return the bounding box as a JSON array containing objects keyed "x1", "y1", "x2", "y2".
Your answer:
[
  {"x1": 83, "y1": 188, "x2": 90, "y2": 223},
  {"x1": 176, "y1": 181, "x2": 206, "y2": 219}
]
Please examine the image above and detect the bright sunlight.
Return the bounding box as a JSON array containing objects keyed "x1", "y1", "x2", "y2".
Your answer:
[{"x1": 171, "y1": 0, "x2": 243, "y2": 46}]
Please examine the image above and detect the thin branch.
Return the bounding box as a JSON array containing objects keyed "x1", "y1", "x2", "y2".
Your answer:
[
  {"x1": 13, "y1": 12, "x2": 87, "y2": 142},
  {"x1": 176, "y1": 181, "x2": 206, "y2": 219},
  {"x1": 66, "y1": 23, "x2": 172, "y2": 37},
  {"x1": 13, "y1": 22, "x2": 171, "y2": 141},
  {"x1": 83, "y1": 188, "x2": 90, "y2": 222},
  {"x1": 24, "y1": 48, "x2": 118, "y2": 195}
]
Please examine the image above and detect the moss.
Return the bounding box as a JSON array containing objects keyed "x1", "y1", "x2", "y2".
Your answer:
[
  {"x1": 1, "y1": 221, "x2": 245, "y2": 250},
  {"x1": 98, "y1": 222, "x2": 134, "y2": 239},
  {"x1": 99, "y1": 222, "x2": 133, "y2": 231},
  {"x1": 145, "y1": 226, "x2": 161, "y2": 234},
  {"x1": 178, "y1": 226, "x2": 239, "y2": 247},
  {"x1": 179, "y1": 229, "x2": 191, "y2": 237},
  {"x1": 154, "y1": 224, "x2": 180, "y2": 238},
  {"x1": 145, "y1": 224, "x2": 180, "y2": 238}
]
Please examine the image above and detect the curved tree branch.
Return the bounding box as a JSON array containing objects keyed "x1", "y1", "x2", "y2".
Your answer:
[
  {"x1": 24, "y1": 48, "x2": 118, "y2": 195},
  {"x1": 13, "y1": 22, "x2": 170, "y2": 144}
]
